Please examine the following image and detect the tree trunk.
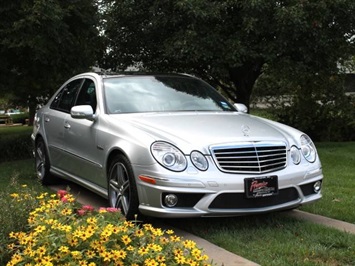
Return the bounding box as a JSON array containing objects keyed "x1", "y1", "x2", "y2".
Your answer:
[
  {"x1": 228, "y1": 59, "x2": 264, "y2": 111},
  {"x1": 28, "y1": 99, "x2": 37, "y2": 126}
]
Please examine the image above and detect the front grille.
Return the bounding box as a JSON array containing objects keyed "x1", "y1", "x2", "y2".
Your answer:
[
  {"x1": 209, "y1": 188, "x2": 299, "y2": 209},
  {"x1": 211, "y1": 142, "x2": 287, "y2": 174}
]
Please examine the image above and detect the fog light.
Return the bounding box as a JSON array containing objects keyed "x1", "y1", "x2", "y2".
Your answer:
[
  {"x1": 313, "y1": 181, "x2": 322, "y2": 193},
  {"x1": 164, "y1": 194, "x2": 178, "y2": 207}
]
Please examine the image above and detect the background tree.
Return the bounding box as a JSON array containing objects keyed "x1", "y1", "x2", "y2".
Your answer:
[
  {"x1": 102, "y1": 0, "x2": 355, "y2": 110},
  {"x1": 0, "y1": 0, "x2": 103, "y2": 123}
]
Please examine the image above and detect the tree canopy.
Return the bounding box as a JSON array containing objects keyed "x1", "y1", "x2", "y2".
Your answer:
[
  {"x1": 0, "y1": 0, "x2": 102, "y2": 118},
  {"x1": 102, "y1": 0, "x2": 355, "y2": 109}
]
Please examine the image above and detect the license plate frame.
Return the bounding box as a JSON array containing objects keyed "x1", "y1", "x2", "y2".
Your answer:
[{"x1": 244, "y1": 176, "x2": 279, "y2": 198}]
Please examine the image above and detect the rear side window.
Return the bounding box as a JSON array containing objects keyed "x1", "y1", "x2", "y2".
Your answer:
[{"x1": 50, "y1": 79, "x2": 83, "y2": 112}]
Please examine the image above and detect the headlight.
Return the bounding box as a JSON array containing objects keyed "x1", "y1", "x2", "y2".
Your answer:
[
  {"x1": 300, "y1": 135, "x2": 317, "y2": 162},
  {"x1": 290, "y1": 146, "x2": 301, "y2": 165},
  {"x1": 151, "y1": 142, "x2": 187, "y2": 171},
  {"x1": 190, "y1": 151, "x2": 208, "y2": 171}
]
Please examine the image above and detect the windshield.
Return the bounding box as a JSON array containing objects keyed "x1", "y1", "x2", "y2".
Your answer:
[{"x1": 103, "y1": 75, "x2": 235, "y2": 113}]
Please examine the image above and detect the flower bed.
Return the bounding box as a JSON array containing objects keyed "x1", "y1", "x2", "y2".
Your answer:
[{"x1": 7, "y1": 189, "x2": 212, "y2": 266}]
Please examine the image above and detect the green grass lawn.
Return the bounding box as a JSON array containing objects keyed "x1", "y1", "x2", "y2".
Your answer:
[
  {"x1": 166, "y1": 214, "x2": 355, "y2": 266},
  {"x1": 300, "y1": 142, "x2": 355, "y2": 224}
]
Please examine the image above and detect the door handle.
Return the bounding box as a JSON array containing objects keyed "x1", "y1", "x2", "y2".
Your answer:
[
  {"x1": 44, "y1": 117, "x2": 50, "y2": 122},
  {"x1": 64, "y1": 122, "x2": 71, "y2": 129}
]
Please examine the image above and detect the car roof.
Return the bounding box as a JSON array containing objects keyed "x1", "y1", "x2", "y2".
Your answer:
[
  {"x1": 75, "y1": 71, "x2": 196, "y2": 79},
  {"x1": 100, "y1": 72, "x2": 195, "y2": 79}
]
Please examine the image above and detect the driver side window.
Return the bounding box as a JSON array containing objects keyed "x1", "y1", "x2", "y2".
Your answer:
[
  {"x1": 75, "y1": 79, "x2": 97, "y2": 113},
  {"x1": 50, "y1": 79, "x2": 83, "y2": 113}
]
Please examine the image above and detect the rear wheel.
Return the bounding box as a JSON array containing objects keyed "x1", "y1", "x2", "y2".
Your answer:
[
  {"x1": 35, "y1": 138, "x2": 53, "y2": 185},
  {"x1": 108, "y1": 154, "x2": 139, "y2": 220}
]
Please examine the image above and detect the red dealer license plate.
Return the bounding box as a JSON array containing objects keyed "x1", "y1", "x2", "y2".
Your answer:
[{"x1": 244, "y1": 176, "x2": 279, "y2": 198}]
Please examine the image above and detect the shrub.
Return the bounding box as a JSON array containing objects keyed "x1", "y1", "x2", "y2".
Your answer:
[
  {"x1": 10, "y1": 113, "x2": 30, "y2": 125},
  {"x1": 274, "y1": 76, "x2": 355, "y2": 141},
  {"x1": 6, "y1": 189, "x2": 212, "y2": 266},
  {"x1": 254, "y1": 70, "x2": 355, "y2": 141},
  {"x1": 0, "y1": 127, "x2": 33, "y2": 162}
]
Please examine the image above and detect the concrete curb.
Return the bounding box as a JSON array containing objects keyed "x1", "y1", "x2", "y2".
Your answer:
[{"x1": 286, "y1": 210, "x2": 355, "y2": 234}]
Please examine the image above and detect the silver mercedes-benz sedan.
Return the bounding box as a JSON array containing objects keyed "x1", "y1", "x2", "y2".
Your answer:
[{"x1": 32, "y1": 72, "x2": 323, "y2": 219}]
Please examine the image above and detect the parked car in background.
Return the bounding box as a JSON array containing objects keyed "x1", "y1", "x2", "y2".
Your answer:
[
  {"x1": 32, "y1": 72, "x2": 323, "y2": 219},
  {"x1": 5, "y1": 109, "x2": 23, "y2": 116}
]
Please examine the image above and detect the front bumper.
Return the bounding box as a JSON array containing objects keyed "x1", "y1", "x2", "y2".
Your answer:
[{"x1": 134, "y1": 162, "x2": 323, "y2": 218}]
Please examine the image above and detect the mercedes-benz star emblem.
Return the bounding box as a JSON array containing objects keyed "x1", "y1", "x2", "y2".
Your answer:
[{"x1": 241, "y1": 125, "x2": 250, "y2": 136}]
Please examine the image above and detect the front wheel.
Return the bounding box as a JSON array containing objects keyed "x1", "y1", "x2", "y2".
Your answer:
[
  {"x1": 35, "y1": 138, "x2": 53, "y2": 185},
  {"x1": 108, "y1": 154, "x2": 139, "y2": 220}
]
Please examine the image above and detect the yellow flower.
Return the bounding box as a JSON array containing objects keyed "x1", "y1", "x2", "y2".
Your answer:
[
  {"x1": 100, "y1": 251, "x2": 112, "y2": 262},
  {"x1": 41, "y1": 255, "x2": 53, "y2": 264},
  {"x1": 174, "y1": 254, "x2": 185, "y2": 264},
  {"x1": 112, "y1": 249, "x2": 127, "y2": 260},
  {"x1": 87, "y1": 217, "x2": 97, "y2": 224},
  {"x1": 156, "y1": 255, "x2": 166, "y2": 263},
  {"x1": 166, "y1": 229, "x2": 174, "y2": 235},
  {"x1": 86, "y1": 250, "x2": 96, "y2": 259},
  {"x1": 9, "y1": 253, "x2": 23, "y2": 264},
  {"x1": 7, "y1": 243, "x2": 15, "y2": 250},
  {"x1": 121, "y1": 234, "x2": 132, "y2": 245},
  {"x1": 58, "y1": 224, "x2": 72, "y2": 232},
  {"x1": 138, "y1": 246, "x2": 149, "y2": 255},
  {"x1": 126, "y1": 245, "x2": 135, "y2": 251},
  {"x1": 27, "y1": 216, "x2": 36, "y2": 224},
  {"x1": 159, "y1": 237, "x2": 169, "y2": 245},
  {"x1": 59, "y1": 246, "x2": 70, "y2": 254},
  {"x1": 71, "y1": 250, "x2": 83, "y2": 260},
  {"x1": 34, "y1": 225, "x2": 46, "y2": 234},
  {"x1": 170, "y1": 235, "x2": 181, "y2": 242},
  {"x1": 151, "y1": 244, "x2": 162, "y2": 252},
  {"x1": 183, "y1": 239, "x2": 196, "y2": 249},
  {"x1": 191, "y1": 248, "x2": 201, "y2": 257},
  {"x1": 135, "y1": 229, "x2": 144, "y2": 237},
  {"x1": 67, "y1": 237, "x2": 79, "y2": 247},
  {"x1": 144, "y1": 258, "x2": 159, "y2": 266},
  {"x1": 36, "y1": 193, "x2": 45, "y2": 199},
  {"x1": 152, "y1": 228, "x2": 163, "y2": 237},
  {"x1": 10, "y1": 193, "x2": 19, "y2": 198},
  {"x1": 61, "y1": 208, "x2": 72, "y2": 216}
]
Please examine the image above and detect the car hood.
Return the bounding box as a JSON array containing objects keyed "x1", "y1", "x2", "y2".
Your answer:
[{"x1": 112, "y1": 112, "x2": 300, "y2": 153}]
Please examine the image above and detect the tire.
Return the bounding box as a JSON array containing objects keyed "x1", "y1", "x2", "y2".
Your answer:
[
  {"x1": 108, "y1": 154, "x2": 139, "y2": 220},
  {"x1": 35, "y1": 138, "x2": 53, "y2": 185}
]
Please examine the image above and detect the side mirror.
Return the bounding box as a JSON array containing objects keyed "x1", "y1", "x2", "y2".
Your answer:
[
  {"x1": 71, "y1": 105, "x2": 95, "y2": 121},
  {"x1": 234, "y1": 103, "x2": 248, "y2": 113}
]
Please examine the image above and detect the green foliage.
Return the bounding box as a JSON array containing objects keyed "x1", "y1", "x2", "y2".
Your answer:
[
  {"x1": 0, "y1": 0, "x2": 103, "y2": 120},
  {"x1": 102, "y1": 0, "x2": 355, "y2": 109},
  {"x1": 274, "y1": 75, "x2": 355, "y2": 141},
  {"x1": 9, "y1": 113, "x2": 30, "y2": 125},
  {"x1": 0, "y1": 126, "x2": 33, "y2": 162}
]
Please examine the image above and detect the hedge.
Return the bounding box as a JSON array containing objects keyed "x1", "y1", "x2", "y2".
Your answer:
[{"x1": 0, "y1": 127, "x2": 33, "y2": 162}]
